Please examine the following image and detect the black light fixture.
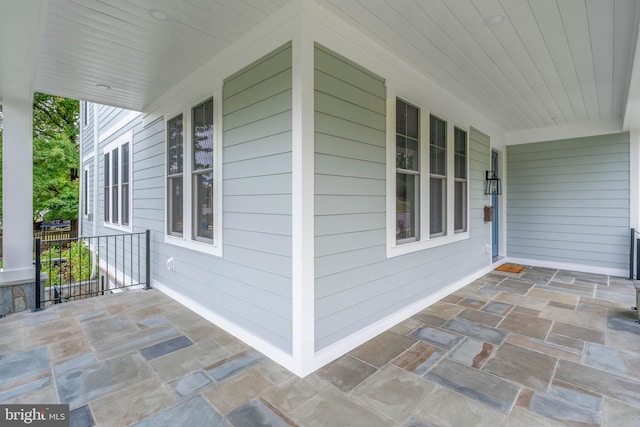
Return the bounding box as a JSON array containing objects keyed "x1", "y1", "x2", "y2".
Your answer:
[{"x1": 484, "y1": 171, "x2": 502, "y2": 195}]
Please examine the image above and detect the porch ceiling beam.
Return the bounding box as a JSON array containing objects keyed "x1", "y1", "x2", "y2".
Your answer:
[
  {"x1": 0, "y1": 0, "x2": 48, "y2": 103},
  {"x1": 623, "y1": 21, "x2": 640, "y2": 131}
]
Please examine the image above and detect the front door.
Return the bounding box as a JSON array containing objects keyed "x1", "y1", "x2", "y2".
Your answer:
[{"x1": 491, "y1": 150, "x2": 499, "y2": 259}]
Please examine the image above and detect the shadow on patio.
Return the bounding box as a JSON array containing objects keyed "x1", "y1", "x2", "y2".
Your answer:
[{"x1": 1, "y1": 266, "x2": 640, "y2": 426}]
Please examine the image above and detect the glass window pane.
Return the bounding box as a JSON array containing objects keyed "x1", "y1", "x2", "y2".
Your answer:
[
  {"x1": 396, "y1": 173, "x2": 418, "y2": 241},
  {"x1": 167, "y1": 114, "x2": 183, "y2": 175},
  {"x1": 122, "y1": 184, "x2": 129, "y2": 226},
  {"x1": 169, "y1": 176, "x2": 183, "y2": 236},
  {"x1": 112, "y1": 187, "x2": 118, "y2": 223},
  {"x1": 405, "y1": 104, "x2": 419, "y2": 139},
  {"x1": 193, "y1": 98, "x2": 214, "y2": 171},
  {"x1": 104, "y1": 154, "x2": 109, "y2": 222},
  {"x1": 396, "y1": 135, "x2": 406, "y2": 169},
  {"x1": 112, "y1": 148, "x2": 119, "y2": 185},
  {"x1": 396, "y1": 101, "x2": 406, "y2": 135},
  {"x1": 430, "y1": 177, "x2": 446, "y2": 236},
  {"x1": 122, "y1": 143, "x2": 129, "y2": 184},
  {"x1": 455, "y1": 181, "x2": 466, "y2": 232},
  {"x1": 430, "y1": 116, "x2": 446, "y2": 177},
  {"x1": 194, "y1": 172, "x2": 214, "y2": 241}
]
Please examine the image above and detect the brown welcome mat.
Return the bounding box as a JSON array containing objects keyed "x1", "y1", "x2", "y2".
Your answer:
[{"x1": 495, "y1": 264, "x2": 526, "y2": 274}]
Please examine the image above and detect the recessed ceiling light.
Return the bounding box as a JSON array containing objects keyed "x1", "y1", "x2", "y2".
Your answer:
[
  {"x1": 149, "y1": 9, "x2": 168, "y2": 21},
  {"x1": 484, "y1": 15, "x2": 504, "y2": 26},
  {"x1": 96, "y1": 84, "x2": 111, "y2": 90}
]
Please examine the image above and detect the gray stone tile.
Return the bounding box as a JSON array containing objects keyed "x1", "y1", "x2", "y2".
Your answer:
[
  {"x1": 585, "y1": 343, "x2": 626, "y2": 375},
  {"x1": 93, "y1": 326, "x2": 182, "y2": 360},
  {"x1": 457, "y1": 308, "x2": 502, "y2": 327},
  {"x1": 25, "y1": 312, "x2": 58, "y2": 326},
  {"x1": 504, "y1": 406, "x2": 573, "y2": 427},
  {"x1": 76, "y1": 310, "x2": 106, "y2": 322},
  {"x1": 315, "y1": 355, "x2": 377, "y2": 393},
  {"x1": 290, "y1": 387, "x2": 393, "y2": 427},
  {"x1": 169, "y1": 370, "x2": 214, "y2": 399},
  {"x1": 496, "y1": 278, "x2": 534, "y2": 294},
  {"x1": 483, "y1": 343, "x2": 556, "y2": 392},
  {"x1": 353, "y1": 365, "x2": 435, "y2": 423},
  {"x1": 527, "y1": 391, "x2": 601, "y2": 425},
  {"x1": 206, "y1": 350, "x2": 264, "y2": 382},
  {"x1": 555, "y1": 359, "x2": 640, "y2": 407},
  {"x1": 551, "y1": 321, "x2": 605, "y2": 344},
  {"x1": 481, "y1": 301, "x2": 512, "y2": 316},
  {"x1": 414, "y1": 386, "x2": 507, "y2": 427},
  {"x1": 607, "y1": 311, "x2": 640, "y2": 335},
  {"x1": 151, "y1": 338, "x2": 230, "y2": 382},
  {"x1": 546, "y1": 333, "x2": 584, "y2": 351},
  {"x1": 505, "y1": 334, "x2": 581, "y2": 362},
  {"x1": 520, "y1": 272, "x2": 553, "y2": 285},
  {"x1": 449, "y1": 338, "x2": 494, "y2": 369},
  {"x1": 226, "y1": 399, "x2": 291, "y2": 427},
  {"x1": 410, "y1": 326, "x2": 463, "y2": 349},
  {"x1": 497, "y1": 311, "x2": 552, "y2": 340},
  {"x1": 202, "y1": 369, "x2": 273, "y2": 415},
  {"x1": 91, "y1": 377, "x2": 175, "y2": 426},
  {"x1": 458, "y1": 298, "x2": 487, "y2": 309},
  {"x1": 70, "y1": 405, "x2": 95, "y2": 427},
  {"x1": 54, "y1": 352, "x2": 97, "y2": 377},
  {"x1": 56, "y1": 353, "x2": 154, "y2": 409},
  {"x1": 132, "y1": 395, "x2": 228, "y2": 427},
  {"x1": 139, "y1": 335, "x2": 193, "y2": 361},
  {"x1": 81, "y1": 315, "x2": 134, "y2": 344},
  {"x1": 137, "y1": 315, "x2": 170, "y2": 329},
  {"x1": 441, "y1": 317, "x2": 507, "y2": 345},
  {"x1": 403, "y1": 419, "x2": 435, "y2": 427},
  {"x1": 0, "y1": 347, "x2": 50, "y2": 384},
  {"x1": 548, "y1": 379, "x2": 603, "y2": 412},
  {"x1": 595, "y1": 289, "x2": 635, "y2": 304},
  {"x1": 603, "y1": 397, "x2": 640, "y2": 427},
  {"x1": 349, "y1": 331, "x2": 416, "y2": 367},
  {"x1": 425, "y1": 358, "x2": 519, "y2": 413},
  {"x1": 261, "y1": 374, "x2": 328, "y2": 412},
  {"x1": 0, "y1": 376, "x2": 53, "y2": 402}
]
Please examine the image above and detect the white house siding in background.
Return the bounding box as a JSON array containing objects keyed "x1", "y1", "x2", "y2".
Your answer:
[{"x1": 507, "y1": 133, "x2": 630, "y2": 275}]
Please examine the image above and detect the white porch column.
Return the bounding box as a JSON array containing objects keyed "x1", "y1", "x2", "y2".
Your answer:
[{"x1": 2, "y1": 96, "x2": 34, "y2": 281}]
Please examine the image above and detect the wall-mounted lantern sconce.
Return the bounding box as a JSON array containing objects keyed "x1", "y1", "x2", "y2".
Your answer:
[{"x1": 484, "y1": 171, "x2": 502, "y2": 195}]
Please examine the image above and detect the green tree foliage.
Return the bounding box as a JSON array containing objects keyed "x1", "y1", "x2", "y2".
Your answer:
[
  {"x1": 0, "y1": 93, "x2": 80, "y2": 223},
  {"x1": 32, "y1": 93, "x2": 80, "y2": 222}
]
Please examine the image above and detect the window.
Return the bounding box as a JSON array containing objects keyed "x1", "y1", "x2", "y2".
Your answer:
[
  {"x1": 103, "y1": 132, "x2": 132, "y2": 229},
  {"x1": 430, "y1": 115, "x2": 447, "y2": 237},
  {"x1": 454, "y1": 127, "x2": 467, "y2": 233},
  {"x1": 167, "y1": 114, "x2": 184, "y2": 237},
  {"x1": 165, "y1": 95, "x2": 221, "y2": 256},
  {"x1": 387, "y1": 95, "x2": 470, "y2": 257},
  {"x1": 396, "y1": 100, "x2": 420, "y2": 243}
]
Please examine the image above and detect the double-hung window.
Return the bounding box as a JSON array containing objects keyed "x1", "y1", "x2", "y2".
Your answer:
[
  {"x1": 388, "y1": 96, "x2": 470, "y2": 257},
  {"x1": 103, "y1": 131, "x2": 132, "y2": 229},
  {"x1": 166, "y1": 96, "x2": 221, "y2": 256}
]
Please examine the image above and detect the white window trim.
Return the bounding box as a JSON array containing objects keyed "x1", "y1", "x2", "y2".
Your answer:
[
  {"x1": 164, "y1": 91, "x2": 223, "y2": 257},
  {"x1": 83, "y1": 164, "x2": 92, "y2": 219},
  {"x1": 102, "y1": 130, "x2": 133, "y2": 232},
  {"x1": 386, "y1": 90, "x2": 469, "y2": 258}
]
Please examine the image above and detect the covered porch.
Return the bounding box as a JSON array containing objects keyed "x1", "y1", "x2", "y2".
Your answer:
[{"x1": 1, "y1": 265, "x2": 639, "y2": 426}]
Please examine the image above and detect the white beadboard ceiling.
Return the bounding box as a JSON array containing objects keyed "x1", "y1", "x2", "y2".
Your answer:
[{"x1": 2, "y1": 0, "x2": 639, "y2": 132}]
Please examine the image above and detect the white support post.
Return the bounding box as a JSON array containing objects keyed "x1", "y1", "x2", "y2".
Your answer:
[
  {"x1": 1, "y1": 96, "x2": 34, "y2": 281},
  {"x1": 291, "y1": 16, "x2": 315, "y2": 376}
]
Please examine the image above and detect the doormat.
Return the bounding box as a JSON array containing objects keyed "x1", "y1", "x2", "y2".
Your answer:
[{"x1": 495, "y1": 264, "x2": 526, "y2": 274}]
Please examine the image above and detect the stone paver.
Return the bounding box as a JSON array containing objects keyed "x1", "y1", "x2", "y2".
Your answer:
[{"x1": 1, "y1": 266, "x2": 638, "y2": 426}]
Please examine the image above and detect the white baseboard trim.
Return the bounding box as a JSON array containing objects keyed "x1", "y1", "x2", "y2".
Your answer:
[
  {"x1": 506, "y1": 257, "x2": 628, "y2": 278},
  {"x1": 151, "y1": 279, "x2": 296, "y2": 374},
  {"x1": 310, "y1": 261, "x2": 501, "y2": 374}
]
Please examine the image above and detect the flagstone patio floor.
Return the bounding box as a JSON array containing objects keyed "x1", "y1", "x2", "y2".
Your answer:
[{"x1": 1, "y1": 265, "x2": 640, "y2": 426}]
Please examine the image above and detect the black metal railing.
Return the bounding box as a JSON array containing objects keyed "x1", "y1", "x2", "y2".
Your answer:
[{"x1": 34, "y1": 230, "x2": 150, "y2": 309}]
